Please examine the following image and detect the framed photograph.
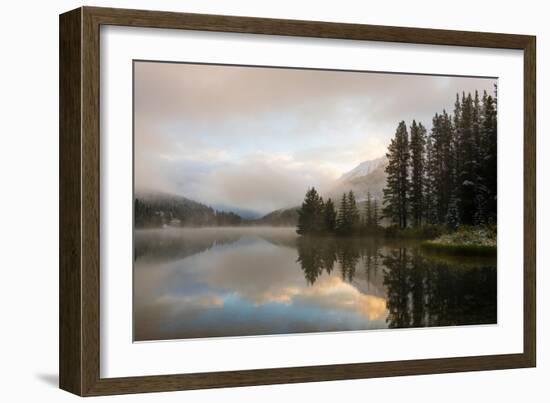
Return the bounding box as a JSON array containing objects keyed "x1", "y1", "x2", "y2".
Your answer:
[{"x1": 59, "y1": 6, "x2": 536, "y2": 396}]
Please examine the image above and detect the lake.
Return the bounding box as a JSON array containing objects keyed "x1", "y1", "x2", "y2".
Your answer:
[{"x1": 134, "y1": 227, "x2": 496, "y2": 341}]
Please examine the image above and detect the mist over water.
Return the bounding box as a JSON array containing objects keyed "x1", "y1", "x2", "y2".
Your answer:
[{"x1": 133, "y1": 227, "x2": 496, "y2": 341}]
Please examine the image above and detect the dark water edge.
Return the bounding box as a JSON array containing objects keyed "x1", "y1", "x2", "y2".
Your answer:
[
  {"x1": 133, "y1": 227, "x2": 497, "y2": 341},
  {"x1": 420, "y1": 241, "x2": 497, "y2": 256}
]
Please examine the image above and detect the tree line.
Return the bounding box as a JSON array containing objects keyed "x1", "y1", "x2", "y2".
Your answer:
[
  {"x1": 296, "y1": 187, "x2": 381, "y2": 236},
  {"x1": 135, "y1": 196, "x2": 242, "y2": 228},
  {"x1": 383, "y1": 87, "x2": 497, "y2": 229}
]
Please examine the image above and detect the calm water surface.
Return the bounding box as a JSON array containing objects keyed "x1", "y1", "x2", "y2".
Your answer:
[{"x1": 134, "y1": 227, "x2": 496, "y2": 341}]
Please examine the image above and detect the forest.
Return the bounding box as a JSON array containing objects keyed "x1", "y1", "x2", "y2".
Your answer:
[
  {"x1": 135, "y1": 193, "x2": 242, "y2": 228},
  {"x1": 296, "y1": 86, "x2": 497, "y2": 237},
  {"x1": 296, "y1": 188, "x2": 381, "y2": 236}
]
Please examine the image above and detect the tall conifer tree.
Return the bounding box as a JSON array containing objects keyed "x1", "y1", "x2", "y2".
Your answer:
[
  {"x1": 457, "y1": 92, "x2": 477, "y2": 224},
  {"x1": 480, "y1": 88, "x2": 498, "y2": 223},
  {"x1": 336, "y1": 193, "x2": 349, "y2": 234},
  {"x1": 296, "y1": 187, "x2": 324, "y2": 235},
  {"x1": 347, "y1": 190, "x2": 360, "y2": 234},
  {"x1": 372, "y1": 199, "x2": 380, "y2": 230},
  {"x1": 324, "y1": 198, "x2": 337, "y2": 233},
  {"x1": 365, "y1": 191, "x2": 373, "y2": 232},
  {"x1": 424, "y1": 133, "x2": 438, "y2": 225},
  {"x1": 383, "y1": 121, "x2": 410, "y2": 228},
  {"x1": 410, "y1": 120, "x2": 426, "y2": 227}
]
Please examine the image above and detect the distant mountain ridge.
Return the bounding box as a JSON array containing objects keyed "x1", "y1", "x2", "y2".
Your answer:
[
  {"x1": 252, "y1": 207, "x2": 300, "y2": 227},
  {"x1": 329, "y1": 156, "x2": 388, "y2": 203},
  {"x1": 250, "y1": 156, "x2": 388, "y2": 226},
  {"x1": 338, "y1": 156, "x2": 387, "y2": 182},
  {"x1": 134, "y1": 191, "x2": 242, "y2": 227},
  {"x1": 134, "y1": 156, "x2": 388, "y2": 228}
]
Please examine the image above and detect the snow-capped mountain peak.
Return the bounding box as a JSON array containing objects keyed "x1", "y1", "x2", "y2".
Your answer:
[{"x1": 339, "y1": 156, "x2": 387, "y2": 181}]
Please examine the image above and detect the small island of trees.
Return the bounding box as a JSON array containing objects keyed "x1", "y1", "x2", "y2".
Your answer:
[{"x1": 296, "y1": 188, "x2": 381, "y2": 236}]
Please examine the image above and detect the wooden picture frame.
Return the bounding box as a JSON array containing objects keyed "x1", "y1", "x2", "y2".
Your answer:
[{"x1": 59, "y1": 6, "x2": 536, "y2": 396}]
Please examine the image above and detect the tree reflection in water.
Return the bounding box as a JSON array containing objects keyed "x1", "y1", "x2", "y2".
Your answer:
[
  {"x1": 134, "y1": 229, "x2": 496, "y2": 339},
  {"x1": 296, "y1": 237, "x2": 496, "y2": 329}
]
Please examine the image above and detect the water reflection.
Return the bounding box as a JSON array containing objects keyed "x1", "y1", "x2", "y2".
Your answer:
[
  {"x1": 296, "y1": 237, "x2": 382, "y2": 284},
  {"x1": 134, "y1": 227, "x2": 496, "y2": 341}
]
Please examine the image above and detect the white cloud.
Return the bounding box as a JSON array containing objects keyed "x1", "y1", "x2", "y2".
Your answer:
[{"x1": 134, "y1": 61, "x2": 497, "y2": 214}]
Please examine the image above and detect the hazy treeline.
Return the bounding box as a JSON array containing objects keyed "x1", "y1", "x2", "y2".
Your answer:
[
  {"x1": 248, "y1": 207, "x2": 299, "y2": 227},
  {"x1": 383, "y1": 87, "x2": 498, "y2": 229},
  {"x1": 134, "y1": 196, "x2": 242, "y2": 228},
  {"x1": 296, "y1": 187, "x2": 381, "y2": 236}
]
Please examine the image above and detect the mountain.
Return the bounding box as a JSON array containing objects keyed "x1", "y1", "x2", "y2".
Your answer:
[
  {"x1": 252, "y1": 207, "x2": 300, "y2": 227},
  {"x1": 135, "y1": 156, "x2": 388, "y2": 229},
  {"x1": 329, "y1": 156, "x2": 388, "y2": 202},
  {"x1": 134, "y1": 191, "x2": 242, "y2": 227},
  {"x1": 338, "y1": 156, "x2": 387, "y2": 182},
  {"x1": 253, "y1": 157, "x2": 388, "y2": 226}
]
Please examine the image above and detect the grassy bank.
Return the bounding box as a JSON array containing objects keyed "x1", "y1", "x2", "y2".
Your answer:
[
  {"x1": 420, "y1": 225, "x2": 496, "y2": 256},
  {"x1": 421, "y1": 242, "x2": 496, "y2": 256},
  {"x1": 384, "y1": 224, "x2": 446, "y2": 240}
]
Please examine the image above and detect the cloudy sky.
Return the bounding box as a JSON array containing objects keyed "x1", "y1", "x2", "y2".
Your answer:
[{"x1": 134, "y1": 61, "x2": 496, "y2": 216}]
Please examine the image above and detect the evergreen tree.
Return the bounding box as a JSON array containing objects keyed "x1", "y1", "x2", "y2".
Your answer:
[
  {"x1": 437, "y1": 110, "x2": 454, "y2": 223},
  {"x1": 347, "y1": 190, "x2": 360, "y2": 234},
  {"x1": 473, "y1": 90, "x2": 482, "y2": 164},
  {"x1": 336, "y1": 192, "x2": 349, "y2": 234},
  {"x1": 447, "y1": 94, "x2": 462, "y2": 225},
  {"x1": 423, "y1": 133, "x2": 438, "y2": 225},
  {"x1": 446, "y1": 193, "x2": 460, "y2": 229},
  {"x1": 383, "y1": 121, "x2": 410, "y2": 229},
  {"x1": 372, "y1": 198, "x2": 380, "y2": 230},
  {"x1": 457, "y1": 92, "x2": 477, "y2": 224},
  {"x1": 471, "y1": 90, "x2": 485, "y2": 225},
  {"x1": 479, "y1": 88, "x2": 498, "y2": 224},
  {"x1": 364, "y1": 191, "x2": 373, "y2": 232},
  {"x1": 336, "y1": 191, "x2": 360, "y2": 235},
  {"x1": 324, "y1": 198, "x2": 337, "y2": 233},
  {"x1": 409, "y1": 120, "x2": 426, "y2": 227},
  {"x1": 380, "y1": 86, "x2": 497, "y2": 231},
  {"x1": 296, "y1": 187, "x2": 324, "y2": 235}
]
